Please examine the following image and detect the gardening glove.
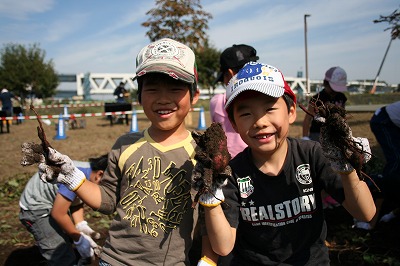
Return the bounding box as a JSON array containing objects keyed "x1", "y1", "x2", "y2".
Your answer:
[
  {"x1": 192, "y1": 162, "x2": 229, "y2": 208},
  {"x1": 38, "y1": 147, "x2": 86, "y2": 191},
  {"x1": 76, "y1": 220, "x2": 101, "y2": 240},
  {"x1": 320, "y1": 126, "x2": 371, "y2": 174},
  {"x1": 74, "y1": 232, "x2": 97, "y2": 259},
  {"x1": 20, "y1": 142, "x2": 46, "y2": 166},
  {"x1": 199, "y1": 187, "x2": 225, "y2": 207},
  {"x1": 198, "y1": 177, "x2": 228, "y2": 208},
  {"x1": 197, "y1": 256, "x2": 217, "y2": 266}
]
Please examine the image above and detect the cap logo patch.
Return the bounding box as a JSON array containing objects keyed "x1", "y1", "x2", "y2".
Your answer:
[
  {"x1": 232, "y1": 63, "x2": 276, "y2": 91},
  {"x1": 144, "y1": 40, "x2": 186, "y2": 67},
  {"x1": 235, "y1": 50, "x2": 245, "y2": 62}
]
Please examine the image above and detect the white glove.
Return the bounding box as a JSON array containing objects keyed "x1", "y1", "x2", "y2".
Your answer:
[
  {"x1": 199, "y1": 187, "x2": 225, "y2": 207},
  {"x1": 197, "y1": 256, "x2": 217, "y2": 266},
  {"x1": 76, "y1": 221, "x2": 101, "y2": 240},
  {"x1": 322, "y1": 136, "x2": 371, "y2": 174},
  {"x1": 38, "y1": 147, "x2": 86, "y2": 191},
  {"x1": 74, "y1": 232, "x2": 97, "y2": 259}
]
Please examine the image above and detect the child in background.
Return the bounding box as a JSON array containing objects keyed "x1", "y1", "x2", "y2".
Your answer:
[
  {"x1": 210, "y1": 44, "x2": 259, "y2": 158},
  {"x1": 37, "y1": 38, "x2": 202, "y2": 265},
  {"x1": 199, "y1": 62, "x2": 375, "y2": 265},
  {"x1": 19, "y1": 155, "x2": 107, "y2": 265},
  {"x1": 51, "y1": 155, "x2": 108, "y2": 263},
  {"x1": 354, "y1": 101, "x2": 400, "y2": 230},
  {"x1": 302, "y1": 66, "x2": 349, "y2": 209}
]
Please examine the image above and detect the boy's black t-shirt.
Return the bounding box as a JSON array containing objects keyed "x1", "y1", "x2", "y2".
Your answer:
[{"x1": 223, "y1": 137, "x2": 345, "y2": 265}]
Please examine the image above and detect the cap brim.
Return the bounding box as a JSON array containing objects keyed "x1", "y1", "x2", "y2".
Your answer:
[
  {"x1": 224, "y1": 83, "x2": 284, "y2": 110},
  {"x1": 136, "y1": 64, "x2": 195, "y2": 84},
  {"x1": 330, "y1": 82, "x2": 347, "y2": 92},
  {"x1": 214, "y1": 72, "x2": 223, "y2": 85}
]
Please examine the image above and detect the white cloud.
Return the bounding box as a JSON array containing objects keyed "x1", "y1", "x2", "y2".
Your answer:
[
  {"x1": 0, "y1": 0, "x2": 54, "y2": 20},
  {"x1": 45, "y1": 12, "x2": 89, "y2": 42}
]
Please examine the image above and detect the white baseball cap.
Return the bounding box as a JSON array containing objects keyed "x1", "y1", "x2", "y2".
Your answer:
[
  {"x1": 225, "y1": 62, "x2": 296, "y2": 110},
  {"x1": 135, "y1": 38, "x2": 198, "y2": 85},
  {"x1": 325, "y1": 66, "x2": 347, "y2": 92}
]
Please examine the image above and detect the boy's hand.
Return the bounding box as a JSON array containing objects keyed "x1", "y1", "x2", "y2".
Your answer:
[
  {"x1": 198, "y1": 182, "x2": 226, "y2": 207},
  {"x1": 192, "y1": 160, "x2": 230, "y2": 208},
  {"x1": 191, "y1": 123, "x2": 232, "y2": 208},
  {"x1": 320, "y1": 128, "x2": 371, "y2": 174},
  {"x1": 38, "y1": 147, "x2": 86, "y2": 191},
  {"x1": 76, "y1": 220, "x2": 101, "y2": 240}
]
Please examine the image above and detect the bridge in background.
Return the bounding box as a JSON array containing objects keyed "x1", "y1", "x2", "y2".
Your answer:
[{"x1": 58, "y1": 73, "x2": 395, "y2": 100}]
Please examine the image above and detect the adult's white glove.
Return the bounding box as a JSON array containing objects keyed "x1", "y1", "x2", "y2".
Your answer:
[
  {"x1": 38, "y1": 147, "x2": 86, "y2": 191},
  {"x1": 76, "y1": 220, "x2": 101, "y2": 240},
  {"x1": 74, "y1": 232, "x2": 97, "y2": 259}
]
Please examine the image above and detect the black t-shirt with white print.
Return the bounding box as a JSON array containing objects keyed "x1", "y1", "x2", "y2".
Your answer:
[{"x1": 222, "y1": 137, "x2": 345, "y2": 266}]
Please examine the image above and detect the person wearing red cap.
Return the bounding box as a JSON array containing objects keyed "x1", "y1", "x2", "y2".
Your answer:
[
  {"x1": 210, "y1": 44, "x2": 259, "y2": 158},
  {"x1": 198, "y1": 62, "x2": 375, "y2": 265}
]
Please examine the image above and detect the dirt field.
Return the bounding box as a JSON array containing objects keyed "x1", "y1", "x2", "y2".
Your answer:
[
  {"x1": 0, "y1": 110, "x2": 382, "y2": 181},
  {"x1": 0, "y1": 108, "x2": 398, "y2": 265}
]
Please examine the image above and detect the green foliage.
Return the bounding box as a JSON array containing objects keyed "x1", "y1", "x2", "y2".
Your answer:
[
  {"x1": 363, "y1": 253, "x2": 400, "y2": 266},
  {"x1": 346, "y1": 92, "x2": 400, "y2": 105},
  {"x1": 0, "y1": 43, "x2": 59, "y2": 103},
  {"x1": 195, "y1": 42, "x2": 221, "y2": 93},
  {"x1": 142, "y1": 0, "x2": 212, "y2": 51},
  {"x1": 142, "y1": 0, "x2": 219, "y2": 91},
  {"x1": 374, "y1": 7, "x2": 400, "y2": 39},
  {"x1": 0, "y1": 175, "x2": 28, "y2": 200},
  {"x1": 383, "y1": 256, "x2": 400, "y2": 266}
]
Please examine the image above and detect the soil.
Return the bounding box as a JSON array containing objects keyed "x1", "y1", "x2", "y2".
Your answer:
[{"x1": 0, "y1": 109, "x2": 399, "y2": 265}]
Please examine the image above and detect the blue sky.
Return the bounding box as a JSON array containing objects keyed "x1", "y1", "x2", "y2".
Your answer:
[{"x1": 0, "y1": 0, "x2": 399, "y2": 85}]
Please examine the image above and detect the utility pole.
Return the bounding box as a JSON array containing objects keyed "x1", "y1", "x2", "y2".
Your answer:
[
  {"x1": 304, "y1": 14, "x2": 311, "y2": 94},
  {"x1": 370, "y1": 37, "x2": 394, "y2": 94}
]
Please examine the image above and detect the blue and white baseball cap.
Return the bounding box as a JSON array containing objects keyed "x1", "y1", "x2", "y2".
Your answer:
[{"x1": 225, "y1": 62, "x2": 296, "y2": 110}]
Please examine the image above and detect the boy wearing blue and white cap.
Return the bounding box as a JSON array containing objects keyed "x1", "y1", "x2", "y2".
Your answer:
[{"x1": 200, "y1": 62, "x2": 375, "y2": 265}]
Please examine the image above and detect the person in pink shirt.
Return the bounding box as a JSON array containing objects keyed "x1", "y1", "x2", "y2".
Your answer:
[{"x1": 210, "y1": 44, "x2": 259, "y2": 158}]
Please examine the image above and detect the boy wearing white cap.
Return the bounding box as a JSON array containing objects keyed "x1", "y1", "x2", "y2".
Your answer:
[
  {"x1": 36, "y1": 38, "x2": 201, "y2": 265},
  {"x1": 199, "y1": 62, "x2": 375, "y2": 265},
  {"x1": 302, "y1": 66, "x2": 348, "y2": 142}
]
